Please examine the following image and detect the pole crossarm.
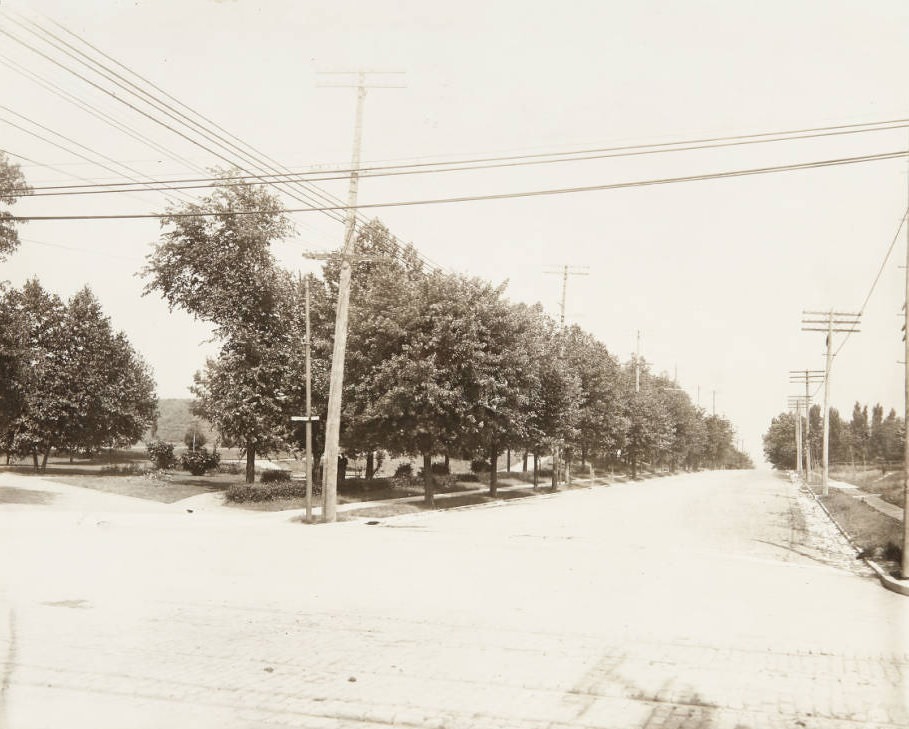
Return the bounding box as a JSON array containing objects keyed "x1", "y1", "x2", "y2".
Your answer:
[{"x1": 799, "y1": 311, "x2": 859, "y2": 495}]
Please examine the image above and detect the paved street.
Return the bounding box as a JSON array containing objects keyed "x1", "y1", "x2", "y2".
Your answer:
[{"x1": 0, "y1": 469, "x2": 906, "y2": 729}]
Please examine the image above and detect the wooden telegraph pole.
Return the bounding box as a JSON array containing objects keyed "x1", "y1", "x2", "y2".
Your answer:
[
  {"x1": 316, "y1": 70, "x2": 404, "y2": 522},
  {"x1": 903, "y1": 181, "x2": 909, "y2": 578},
  {"x1": 543, "y1": 264, "x2": 589, "y2": 488},
  {"x1": 291, "y1": 277, "x2": 319, "y2": 522},
  {"x1": 801, "y1": 312, "x2": 861, "y2": 496},
  {"x1": 789, "y1": 370, "x2": 822, "y2": 481}
]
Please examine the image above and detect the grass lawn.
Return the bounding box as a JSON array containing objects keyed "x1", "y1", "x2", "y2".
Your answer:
[
  {"x1": 47, "y1": 473, "x2": 240, "y2": 503},
  {"x1": 819, "y1": 489, "x2": 903, "y2": 576},
  {"x1": 829, "y1": 466, "x2": 905, "y2": 508},
  {"x1": 342, "y1": 487, "x2": 540, "y2": 519},
  {"x1": 0, "y1": 485, "x2": 57, "y2": 505}
]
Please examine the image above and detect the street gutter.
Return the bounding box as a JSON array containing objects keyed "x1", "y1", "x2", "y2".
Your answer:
[{"x1": 791, "y1": 471, "x2": 909, "y2": 598}]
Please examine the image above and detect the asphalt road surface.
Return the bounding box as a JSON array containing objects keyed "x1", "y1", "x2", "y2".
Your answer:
[{"x1": 0, "y1": 468, "x2": 906, "y2": 729}]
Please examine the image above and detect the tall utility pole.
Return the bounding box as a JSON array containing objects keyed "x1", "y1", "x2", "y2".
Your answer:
[
  {"x1": 291, "y1": 279, "x2": 319, "y2": 522},
  {"x1": 903, "y1": 173, "x2": 909, "y2": 578},
  {"x1": 304, "y1": 278, "x2": 313, "y2": 521},
  {"x1": 801, "y1": 311, "x2": 861, "y2": 496},
  {"x1": 544, "y1": 265, "x2": 590, "y2": 330},
  {"x1": 788, "y1": 395, "x2": 809, "y2": 477},
  {"x1": 317, "y1": 70, "x2": 404, "y2": 522},
  {"x1": 789, "y1": 370, "x2": 822, "y2": 481},
  {"x1": 542, "y1": 264, "x2": 588, "y2": 487}
]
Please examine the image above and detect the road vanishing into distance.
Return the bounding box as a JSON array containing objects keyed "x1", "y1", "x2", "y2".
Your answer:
[{"x1": 0, "y1": 469, "x2": 906, "y2": 729}]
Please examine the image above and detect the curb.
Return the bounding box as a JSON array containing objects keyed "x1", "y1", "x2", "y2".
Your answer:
[{"x1": 790, "y1": 471, "x2": 909, "y2": 598}]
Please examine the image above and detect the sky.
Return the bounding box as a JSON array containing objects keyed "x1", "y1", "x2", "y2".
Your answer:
[{"x1": 2, "y1": 0, "x2": 909, "y2": 462}]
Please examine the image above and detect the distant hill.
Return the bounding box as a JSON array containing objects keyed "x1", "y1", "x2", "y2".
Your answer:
[{"x1": 149, "y1": 398, "x2": 218, "y2": 444}]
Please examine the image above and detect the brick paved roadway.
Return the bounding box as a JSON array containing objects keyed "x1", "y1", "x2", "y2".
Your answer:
[{"x1": 0, "y1": 469, "x2": 906, "y2": 728}]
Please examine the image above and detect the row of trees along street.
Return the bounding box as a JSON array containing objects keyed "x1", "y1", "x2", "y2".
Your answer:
[
  {"x1": 140, "y1": 174, "x2": 751, "y2": 500},
  {"x1": 0, "y1": 280, "x2": 158, "y2": 469},
  {"x1": 762, "y1": 402, "x2": 905, "y2": 471}
]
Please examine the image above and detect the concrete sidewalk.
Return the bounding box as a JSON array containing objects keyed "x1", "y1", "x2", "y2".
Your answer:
[{"x1": 827, "y1": 478, "x2": 904, "y2": 521}]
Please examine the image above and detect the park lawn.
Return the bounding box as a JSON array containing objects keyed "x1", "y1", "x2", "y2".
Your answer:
[{"x1": 819, "y1": 490, "x2": 903, "y2": 575}]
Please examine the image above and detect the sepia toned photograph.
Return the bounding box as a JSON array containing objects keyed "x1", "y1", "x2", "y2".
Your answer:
[{"x1": 1, "y1": 1, "x2": 907, "y2": 727}]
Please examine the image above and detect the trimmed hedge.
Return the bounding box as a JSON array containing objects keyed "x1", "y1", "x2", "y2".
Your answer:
[
  {"x1": 226, "y1": 480, "x2": 317, "y2": 503},
  {"x1": 260, "y1": 469, "x2": 292, "y2": 484}
]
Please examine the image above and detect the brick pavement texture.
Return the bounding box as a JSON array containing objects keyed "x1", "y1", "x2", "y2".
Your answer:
[{"x1": 0, "y1": 469, "x2": 907, "y2": 728}]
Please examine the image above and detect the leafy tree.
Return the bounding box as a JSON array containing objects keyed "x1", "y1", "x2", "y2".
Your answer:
[
  {"x1": 184, "y1": 423, "x2": 207, "y2": 451},
  {"x1": 523, "y1": 317, "x2": 582, "y2": 487},
  {"x1": 762, "y1": 411, "x2": 797, "y2": 469},
  {"x1": 0, "y1": 152, "x2": 30, "y2": 260},
  {"x1": 848, "y1": 402, "x2": 870, "y2": 465},
  {"x1": 3, "y1": 280, "x2": 68, "y2": 469},
  {"x1": 703, "y1": 414, "x2": 737, "y2": 469},
  {"x1": 562, "y1": 325, "x2": 626, "y2": 468},
  {"x1": 325, "y1": 220, "x2": 426, "y2": 479},
  {"x1": 0, "y1": 283, "x2": 25, "y2": 458},
  {"x1": 351, "y1": 272, "x2": 538, "y2": 504},
  {"x1": 143, "y1": 173, "x2": 294, "y2": 483},
  {"x1": 59, "y1": 287, "x2": 157, "y2": 455},
  {"x1": 881, "y1": 408, "x2": 904, "y2": 464},
  {"x1": 869, "y1": 403, "x2": 885, "y2": 462},
  {"x1": 0, "y1": 281, "x2": 155, "y2": 468}
]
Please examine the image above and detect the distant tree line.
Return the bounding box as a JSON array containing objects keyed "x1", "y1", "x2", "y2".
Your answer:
[
  {"x1": 142, "y1": 176, "x2": 752, "y2": 490},
  {"x1": 762, "y1": 402, "x2": 904, "y2": 471},
  {"x1": 0, "y1": 280, "x2": 158, "y2": 470}
]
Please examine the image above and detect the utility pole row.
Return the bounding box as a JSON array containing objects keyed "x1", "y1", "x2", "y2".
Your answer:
[
  {"x1": 800, "y1": 311, "x2": 861, "y2": 495},
  {"x1": 789, "y1": 370, "x2": 822, "y2": 482}
]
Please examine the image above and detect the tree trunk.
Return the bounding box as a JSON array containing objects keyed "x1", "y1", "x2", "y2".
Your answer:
[
  {"x1": 41, "y1": 447, "x2": 50, "y2": 472},
  {"x1": 551, "y1": 444, "x2": 558, "y2": 490},
  {"x1": 32, "y1": 450, "x2": 39, "y2": 472},
  {"x1": 506, "y1": 448, "x2": 511, "y2": 473},
  {"x1": 631, "y1": 452, "x2": 638, "y2": 479},
  {"x1": 532, "y1": 450, "x2": 539, "y2": 488},
  {"x1": 581, "y1": 445, "x2": 587, "y2": 468},
  {"x1": 489, "y1": 440, "x2": 498, "y2": 497},
  {"x1": 245, "y1": 439, "x2": 256, "y2": 484},
  {"x1": 423, "y1": 451, "x2": 434, "y2": 507},
  {"x1": 366, "y1": 451, "x2": 375, "y2": 481},
  {"x1": 522, "y1": 450, "x2": 528, "y2": 473},
  {"x1": 444, "y1": 452, "x2": 450, "y2": 471},
  {"x1": 338, "y1": 455, "x2": 348, "y2": 485}
]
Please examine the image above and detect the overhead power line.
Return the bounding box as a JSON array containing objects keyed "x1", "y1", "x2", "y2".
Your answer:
[
  {"x1": 10, "y1": 148, "x2": 907, "y2": 222},
  {"x1": 2, "y1": 9, "x2": 441, "y2": 271},
  {"x1": 13, "y1": 117, "x2": 909, "y2": 197}
]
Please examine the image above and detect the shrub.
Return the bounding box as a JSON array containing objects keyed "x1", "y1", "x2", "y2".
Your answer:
[
  {"x1": 218, "y1": 462, "x2": 241, "y2": 475},
  {"x1": 180, "y1": 447, "x2": 220, "y2": 476},
  {"x1": 146, "y1": 440, "x2": 176, "y2": 470},
  {"x1": 183, "y1": 425, "x2": 207, "y2": 451},
  {"x1": 453, "y1": 472, "x2": 480, "y2": 483},
  {"x1": 226, "y1": 481, "x2": 315, "y2": 503},
  {"x1": 260, "y1": 469, "x2": 292, "y2": 484},
  {"x1": 393, "y1": 462, "x2": 413, "y2": 478},
  {"x1": 883, "y1": 541, "x2": 903, "y2": 564},
  {"x1": 470, "y1": 458, "x2": 491, "y2": 473},
  {"x1": 431, "y1": 462, "x2": 450, "y2": 475},
  {"x1": 100, "y1": 463, "x2": 144, "y2": 476}
]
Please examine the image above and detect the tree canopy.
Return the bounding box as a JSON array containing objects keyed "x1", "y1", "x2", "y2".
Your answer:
[
  {"x1": 143, "y1": 172, "x2": 297, "y2": 482},
  {"x1": 0, "y1": 152, "x2": 30, "y2": 260},
  {"x1": 0, "y1": 280, "x2": 157, "y2": 469}
]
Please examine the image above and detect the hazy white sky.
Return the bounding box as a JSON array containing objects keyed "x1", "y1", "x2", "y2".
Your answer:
[{"x1": 3, "y1": 0, "x2": 909, "y2": 460}]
